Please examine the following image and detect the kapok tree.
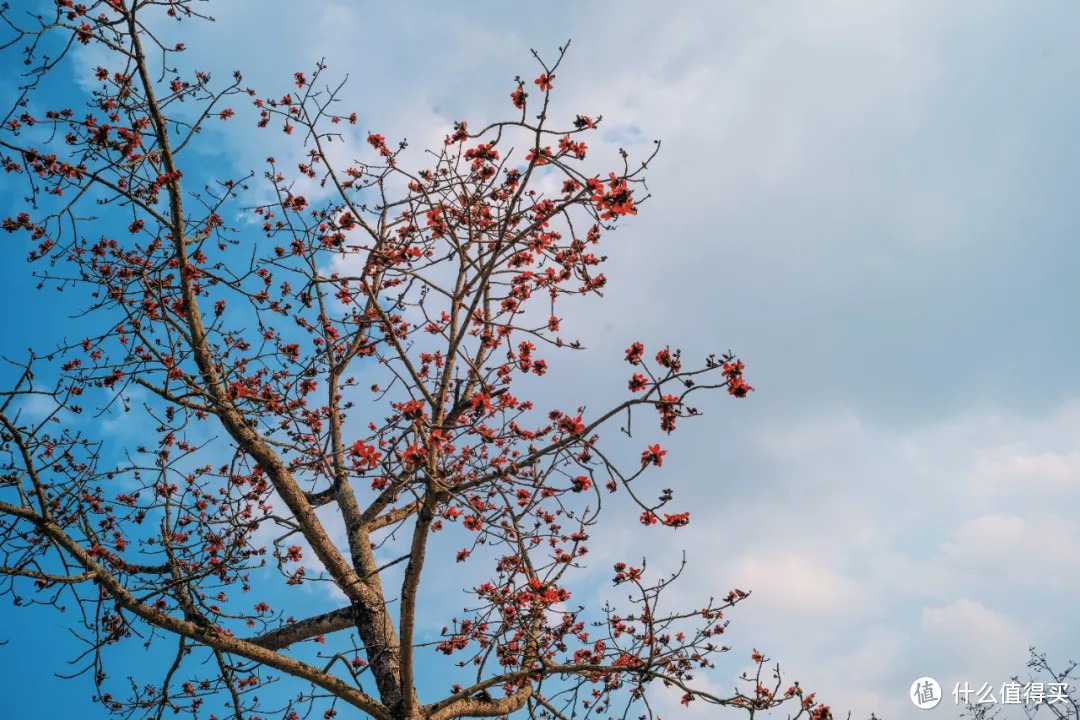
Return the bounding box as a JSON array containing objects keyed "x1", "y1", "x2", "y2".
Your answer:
[{"x1": 0, "y1": 2, "x2": 833, "y2": 719}]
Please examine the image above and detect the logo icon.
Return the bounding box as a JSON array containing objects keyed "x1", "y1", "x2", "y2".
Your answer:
[{"x1": 911, "y1": 677, "x2": 942, "y2": 709}]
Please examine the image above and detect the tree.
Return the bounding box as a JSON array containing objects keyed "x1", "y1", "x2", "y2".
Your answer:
[
  {"x1": 958, "y1": 648, "x2": 1079, "y2": 720},
  {"x1": 0, "y1": 2, "x2": 830, "y2": 719}
]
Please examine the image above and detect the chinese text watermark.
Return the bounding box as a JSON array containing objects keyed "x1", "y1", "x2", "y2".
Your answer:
[{"x1": 910, "y1": 678, "x2": 1071, "y2": 710}]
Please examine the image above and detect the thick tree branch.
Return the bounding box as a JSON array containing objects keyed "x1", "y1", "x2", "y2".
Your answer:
[{"x1": 0, "y1": 499, "x2": 392, "y2": 720}]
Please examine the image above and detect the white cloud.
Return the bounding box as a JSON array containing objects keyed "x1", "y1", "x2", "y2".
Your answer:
[
  {"x1": 975, "y1": 451, "x2": 1080, "y2": 490},
  {"x1": 723, "y1": 554, "x2": 867, "y2": 617},
  {"x1": 937, "y1": 514, "x2": 1080, "y2": 590},
  {"x1": 921, "y1": 598, "x2": 1032, "y2": 688},
  {"x1": 608, "y1": 396, "x2": 1080, "y2": 718}
]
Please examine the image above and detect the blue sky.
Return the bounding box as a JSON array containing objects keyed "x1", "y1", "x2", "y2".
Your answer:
[{"x1": 2, "y1": 1, "x2": 1079, "y2": 718}]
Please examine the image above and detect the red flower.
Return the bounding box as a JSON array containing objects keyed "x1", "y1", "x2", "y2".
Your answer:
[
  {"x1": 534, "y1": 74, "x2": 554, "y2": 91},
  {"x1": 625, "y1": 342, "x2": 644, "y2": 365},
  {"x1": 721, "y1": 360, "x2": 753, "y2": 396},
  {"x1": 464, "y1": 143, "x2": 499, "y2": 169},
  {"x1": 656, "y1": 394, "x2": 679, "y2": 432},
  {"x1": 640, "y1": 511, "x2": 657, "y2": 526},
  {"x1": 525, "y1": 147, "x2": 552, "y2": 165},
  {"x1": 641, "y1": 444, "x2": 667, "y2": 468},
  {"x1": 628, "y1": 373, "x2": 648, "y2": 392},
  {"x1": 471, "y1": 392, "x2": 492, "y2": 413},
  {"x1": 558, "y1": 134, "x2": 587, "y2": 159},
  {"x1": 655, "y1": 347, "x2": 681, "y2": 371},
  {"x1": 559, "y1": 414, "x2": 586, "y2": 435},
  {"x1": 571, "y1": 476, "x2": 591, "y2": 492},
  {"x1": 510, "y1": 87, "x2": 527, "y2": 109},
  {"x1": 727, "y1": 376, "x2": 754, "y2": 398},
  {"x1": 349, "y1": 440, "x2": 382, "y2": 468},
  {"x1": 401, "y1": 442, "x2": 426, "y2": 468},
  {"x1": 661, "y1": 512, "x2": 689, "y2": 528}
]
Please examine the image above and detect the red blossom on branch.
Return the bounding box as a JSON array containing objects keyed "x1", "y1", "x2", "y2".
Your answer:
[
  {"x1": 641, "y1": 444, "x2": 667, "y2": 467},
  {"x1": 0, "y1": 13, "x2": 830, "y2": 720}
]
